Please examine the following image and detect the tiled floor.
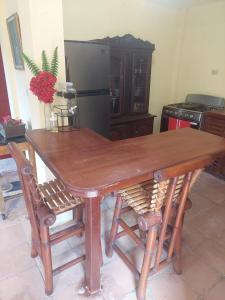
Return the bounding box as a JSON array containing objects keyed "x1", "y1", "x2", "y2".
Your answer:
[{"x1": 0, "y1": 164, "x2": 225, "y2": 300}]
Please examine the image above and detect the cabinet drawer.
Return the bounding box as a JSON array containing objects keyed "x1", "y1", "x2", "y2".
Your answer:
[
  {"x1": 133, "y1": 119, "x2": 154, "y2": 137},
  {"x1": 201, "y1": 112, "x2": 225, "y2": 180},
  {"x1": 202, "y1": 117, "x2": 225, "y2": 137},
  {"x1": 110, "y1": 116, "x2": 155, "y2": 140},
  {"x1": 206, "y1": 157, "x2": 225, "y2": 180},
  {"x1": 110, "y1": 124, "x2": 131, "y2": 141}
]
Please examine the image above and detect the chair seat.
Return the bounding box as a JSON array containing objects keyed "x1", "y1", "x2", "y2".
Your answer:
[
  {"x1": 38, "y1": 179, "x2": 83, "y2": 214},
  {"x1": 119, "y1": 176, "x2": 184, "y2": 215}
]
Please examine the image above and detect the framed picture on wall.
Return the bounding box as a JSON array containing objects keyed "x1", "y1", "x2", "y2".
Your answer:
[{"x1": 6, "y1": 13, "x2": 24, "y2": 70}]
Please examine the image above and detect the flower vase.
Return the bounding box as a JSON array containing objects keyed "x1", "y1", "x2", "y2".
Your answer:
[{"x1": 43, "y1": 103, "x2": 53, "y2": 130}]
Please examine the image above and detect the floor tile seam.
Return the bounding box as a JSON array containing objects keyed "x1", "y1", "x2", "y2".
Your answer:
[
  {"x1": 0, "y1": 241, "x2": 32, "y2": 264},
  {"x1": 204, "y1": 275, "x2": 225, "y2": 298},
  {"x1": 185, "y1": 238, "x2": 222, "y2": 260},
  {"x1": 213, "y1": 198, "x2": 225, "y2": 205},
  {"x1": 188, "y1": 192, "x2": 218, "y2": 204},
  {"x1": 118, "y1": 289, "x2": 137, "y2": 300},
  {"x1": 34, "y1": 258, "x2": 79, "y2": 289},
  {"x1": 0, "y1": 264, "x2": 37, "y2": 284},
  {"x1": 67, "y1": 240, "x2": 81, "y2": 250},
  {"x1": 50, "y1": 281, "x2": 76, "y2": 299},
  {"x1": 66, "y1": 233, "x2": 109, "y2": 250},
  {"x1": 185, "y1": 202, "x2": 218, "y2": 223},
  {"x1": 190, "y1": 253, "x2": 223, "y2": 267},
  {"x1": 145, "y1": 266, "x2": 172, "y2": 283},
  {"x1": 51, "y1": 280, "x2": 76, "y2": 296},
  {"x1": 182, "y1": 242, "x2": 197, "y2": 255},
  {"x1": 181, "y1": 270, "x2": 220, "y2": 299},
  {"x1": 185, "y1": 205, "x2": 216, "y2": 221},
  {"x1": 185, "y1": 224, "x2": 215, "y2": 240},
  {"x1": 200, "y1": 228, "x2": 225, "y2": 240},
  {"x1": 100, "y1": 254, "x2": 119, "y2": 267},
  {"x1": 204, "y1": 261, "x2": 225, "y2": 278},
  {"x1": 35, "y1": 261, "x2": 44, "y2": 282},
  {"x1": 179, "y1": 274, "x2": 203, "y2": 298},
  {"x1": 52, "y1": 244, "x2": 84, "y2": 258},
  {"x1": 55, "y1": 240, "x2": 75, "y2": 252},
  {"x1": 0, "y1": 219, "x2": 22, "y2": 230},
  {"x1": 196, "y1": 295, "x2": 204, "y2": 300},
  {"x1": 52, "y1": 258, "x2": 86, "y2": 277},
  {"x1": 0, "y1": 240, "x2": 30, "y2": 254}
]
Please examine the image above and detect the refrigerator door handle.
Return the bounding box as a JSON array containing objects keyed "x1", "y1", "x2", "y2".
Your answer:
[
  {"x1": 77, "y1": 89, "x2": 110, "y2": 97},
  {"x1": 65, "y1": 55, "x2": 71, "y2": 82}
]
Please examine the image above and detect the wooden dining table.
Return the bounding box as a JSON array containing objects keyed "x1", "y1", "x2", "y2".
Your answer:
[{"x1": 26, "y1": 127, "x2": 225, "y2": 295}]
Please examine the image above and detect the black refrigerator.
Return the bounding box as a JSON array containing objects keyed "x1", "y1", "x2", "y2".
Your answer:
[{"x1": 64, "y1": 40, "x2": 110, "y2": 138}]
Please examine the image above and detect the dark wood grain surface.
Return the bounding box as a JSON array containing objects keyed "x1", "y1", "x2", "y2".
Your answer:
[
  {"x1": 25, "y1": 126, "x2": 225, "y2": 295},
  {"x1": 26, "y1": 127, "x2": 225, "y2": 197}
]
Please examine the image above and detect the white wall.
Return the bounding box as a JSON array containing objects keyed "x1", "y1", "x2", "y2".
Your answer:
[
  {"x1": 20, "y1": 0, "x2": 66, "y2": 129},
  {"x1": 0, "y1": 0, "x2": 66, "y2": 183},
  {"x1": 174, "y1": 1, "x2": 225, "y2": 101},
  {"x1": 62, "y1": 0, "x2": 184, "y2": 132},
  {"x1": 0, "y1": 0, "x2": 66, "y2": 129},
  {"x1": 0, "y1": 0, "x2": 29, "y2": 122}
]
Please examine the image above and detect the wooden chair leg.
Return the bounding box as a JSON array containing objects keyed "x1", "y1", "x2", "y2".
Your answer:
[
  {"x1": 31, "y1": 237, "x2": 38, "y2": 258},
  {"x1": 73, "y1": 205, "x2": 83, "y2": 237},
  {"x1": 172, "y1": 198, "x2": 192, "y2": 273},
  {"x1": 0, "y1": 183, "x2": 6, "y2": 220},
  {"x1": 74, "y1": 204, "x2": 83, "y2": 223},
  {"x1": 139, "y1": 228, "x2": 146, "y2": 241},
  {"x1": 106, "y1": 195, "x2": 123, "y2": 257},
  {"x1": 173, "y1": 215, "x2": 184, "y2": 274},
  {"x1": 27, "y1": 144, "x2": 37, "y2": 179},
  {"x1": 40, "y1": 225, "x2": 53, "y2": 296},
  {"x1": 137, "y1": 226, "x2": 158, "y2": 300}
]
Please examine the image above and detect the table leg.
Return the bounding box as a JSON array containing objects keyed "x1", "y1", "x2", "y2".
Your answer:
[
  {"x1": 0, "y1": 183, "x2": 6, "y2": 219},
  {"x1": 28, "y1": 144, "x2": 37, "y2": 179},
  {"x1": 84, "y1": 196, "x2": 102, "y2": 294}
]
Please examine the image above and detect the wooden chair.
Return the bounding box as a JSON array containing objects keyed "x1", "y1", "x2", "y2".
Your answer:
[
  {"x1": 106, "y1": 156, "x2": 212, "y2": 300},
  {"x1": 8, "y1": 142, "x2": 85, "y2": 295}
]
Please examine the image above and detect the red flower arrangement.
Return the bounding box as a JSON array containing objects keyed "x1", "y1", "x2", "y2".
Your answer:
[
  {"x1": 30, "y1": 72, "x2": 56, "y2": 103},
  {"x1": 23, "y1": 47, "x2": 58, "y2": 104}
]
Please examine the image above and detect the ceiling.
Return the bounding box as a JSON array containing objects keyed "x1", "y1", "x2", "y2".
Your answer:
[{"x1": 150, "y1": 0, "x2": 225, "y2": 9}]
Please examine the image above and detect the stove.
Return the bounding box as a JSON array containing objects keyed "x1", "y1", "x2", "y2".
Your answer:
[{"x1": 160, "y1": 94, "x2": 225, "y2": 131}]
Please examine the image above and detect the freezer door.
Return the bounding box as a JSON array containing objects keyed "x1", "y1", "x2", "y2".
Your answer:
[
  {"x1": 65, "y1": 41, "x2": 110, "y2": 91},
  {"x1": 78, "y1": 94, "x2": 110, "y2": 138}
]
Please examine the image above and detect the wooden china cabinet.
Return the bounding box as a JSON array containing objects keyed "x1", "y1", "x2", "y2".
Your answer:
[
  {"x1": 92, "y1": 34, "x2": 156, "y2": 140},
  {"x1": 201, "y1": 110, "x2": 225, "y2": 179}
]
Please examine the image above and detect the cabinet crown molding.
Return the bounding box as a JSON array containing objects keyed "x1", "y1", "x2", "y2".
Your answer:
[{"x1": 91, "y1": 34, "x2": 155, "y2": 50}]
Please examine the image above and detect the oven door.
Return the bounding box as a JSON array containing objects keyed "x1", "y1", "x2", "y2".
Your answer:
[
  {"x1": 168, "y1": 117, "x2": 191, "y2": 130},
  {"x1": 168, "y1": 117, "x2": 199, "y2": 130}
]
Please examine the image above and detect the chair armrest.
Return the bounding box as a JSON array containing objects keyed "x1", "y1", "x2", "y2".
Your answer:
[{"x1": 36, "y1": 204, "x2": 56, "y2": 227}]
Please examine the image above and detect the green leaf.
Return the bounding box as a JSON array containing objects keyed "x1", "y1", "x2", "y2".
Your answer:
[
  {"x1": 41, "y1": 50, "x2": 50, "y2": 72},
  {"x1": 50, "y1": 47, "x2": 58, "y2": 77},
  {"x1": 22, "y1": 53, "x2": 40, "y2": 76}
]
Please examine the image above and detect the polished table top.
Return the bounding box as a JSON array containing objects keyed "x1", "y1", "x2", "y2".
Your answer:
[{"x1": 26, "y1": 128, "x2": 225, "y2": 197}]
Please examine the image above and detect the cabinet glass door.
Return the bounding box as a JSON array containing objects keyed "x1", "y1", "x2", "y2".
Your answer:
[
  {"x1": 130, "y1": 52, "x2": 150, "y2": 114},
  {"x1": 110, "y1": 49, "x2": 126, "y2": 116}
]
